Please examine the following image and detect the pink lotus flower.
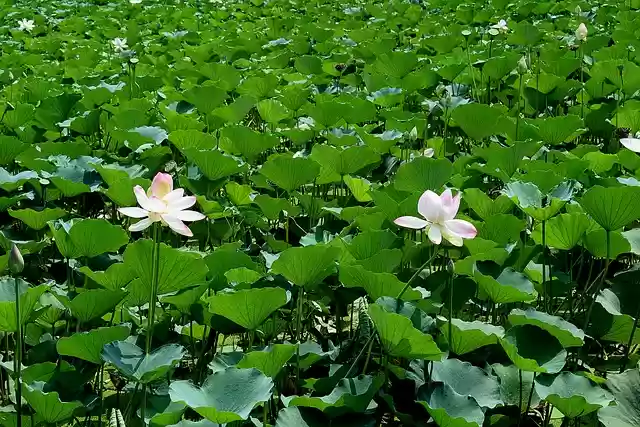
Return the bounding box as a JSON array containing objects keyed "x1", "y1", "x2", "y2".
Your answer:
[
  {"x1": 394, "y1": 189, "x2": 477, "y2": 246},
  {"x1": 119, "y1": 173, "x2": 205, "y2": 237}
]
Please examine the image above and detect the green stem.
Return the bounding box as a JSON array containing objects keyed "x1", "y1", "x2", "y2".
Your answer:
[
  {"x1": 294, "y1": 289, "x2": 304, "y2": 390},
  {"x1": 518, "y1": 369, "x2": 523, "y2": 426},
  {"x1": 621, "y1": 303, "x2": 640, "y2": 372},
  {"x1": 583, "y1": 230, "x2": 610, "y2": 331},
  {"x1": 448, "y1": 268, "x2": 454, "y2": 353},
  {"x1": 146, "y1": 224, "x2": 161, "y2": 354},
  {"x1": 14, "y1": 277, "x2": 21, "y2": 427},
  {"x1": 397, "y1": 249, "x2": 439, "y2": 300},
  {"x1": 516, "y1": 74, "x2": 524, "y2": 141},
  {"x1": 542, "y1": 220, "x2": 547, "y2": 312}
]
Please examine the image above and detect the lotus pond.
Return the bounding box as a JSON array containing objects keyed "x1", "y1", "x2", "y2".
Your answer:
[{"x1": 1, "y1": 0, "x2": 640, "y2": 426}]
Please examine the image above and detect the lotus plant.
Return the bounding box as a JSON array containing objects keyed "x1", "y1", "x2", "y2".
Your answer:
[
  {"x1": 119, "y1": 172, "x2": 205, "y2": 237},
  {"x1": 394, "y1": 189, "x2": 477, "y2": 246},
  {"x1": 491, "y1": 19, "x2": 508, "y2": 34}
]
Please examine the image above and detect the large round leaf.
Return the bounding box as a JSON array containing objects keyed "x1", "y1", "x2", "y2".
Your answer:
[
  {"x1": 500, "y1": 325, "x2": 566, "y2": 374},
  {"x1": 535, "y1": 372, "x2": 613, "y2": 418},
  {"x1": 169, "y1": 368, "x2": 273, "y2": 424},
  {"x1": 368, "y1": 304, "x2": 442, "y2": 360},
  {"x1": 207, "y1": 288, "x2": 288, "y2": 330},
  {"x1": 22, "y1": 382, "x2": 82, "y2": 424},
  {"x1": 57, "y1": 325, "x2": 130, "y2": 364},
  {"x1": 508, "y1": 309, "x2": 585, "y2": 348},
  {"x1": 271, "y1": 245, "x2": 339, "y2": 290},
  {"x1": 430, "y1": 358, "x2": 503, "y2": 409},
  {"x1": 439, "y1": 318, "x2": 505, "y2": 355},
  {"x1": 599, "y1": 368, "x2": 640, "y2": 427},
  {"x1": 579, "y1": 186, "x2": 640, "y2": 231},
  {"x1": 123, "y1": 239, "x2": 208, "y2": 295},
  {"x1": 418, "y1": 383, "x2": 484, "y2": 427},
  {"x1": 102, "y1": 341, "x2": 185, "y2": 384}
]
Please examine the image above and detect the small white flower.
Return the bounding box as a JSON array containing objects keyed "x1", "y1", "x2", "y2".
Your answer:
[
  {"x1": 112, "y1": 37, "x2": 128, "y2": 53},
  {"x1": 576, "y1": 23, "x2": 588, "y2": 42},
  {"x1": 129, "y1": 0, "x2": 142, "y2": 3},
  {"x1": 18, "y1": 19, "x2": 35, "y2": 32},
  {"x1": 491, "y1": 19, "x2": 508, "y2": 34}
]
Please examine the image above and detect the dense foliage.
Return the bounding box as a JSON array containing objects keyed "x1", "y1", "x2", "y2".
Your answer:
[{"x1": 0, "y1": 0, "x2": 640, "y2": 426}]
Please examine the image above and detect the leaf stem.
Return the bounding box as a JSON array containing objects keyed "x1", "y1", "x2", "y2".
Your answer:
[{"x1": 583, "y1": 230, "x2": 610, "y2": 332}]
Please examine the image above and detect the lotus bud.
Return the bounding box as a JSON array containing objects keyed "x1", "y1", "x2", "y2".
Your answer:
[
  {"x1": 576, "y1": 23, "x2": 588, "y2": 42},
  {"x1": 408, "y1": 126, "x2": 418, "y2": 141},
  {"x1": 446, "y1": 259, "x2": 455, "y2": 275},
  {"x1": 8, "y1": 244, "x2": 23, "y2": 275},
  {"x1": 517, "y1": 55, "x2": 528, "y2": 74},
  {"x1": 575, "y1": 5, "x2": 581, "y2": 15}
]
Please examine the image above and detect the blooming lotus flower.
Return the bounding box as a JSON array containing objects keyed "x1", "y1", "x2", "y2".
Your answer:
[
  {"x1": 394, "y1": 189, "x2": 477, "y2": 247},
  {"x1": 621, "y1": 138, "x2": 640, "y2": 153},
  {"x1": 18, "y1": 19, "x2": 35, "y2": 32},
  {"x1": 491, "y1": 19, "x2": 508, "y2": 34},
  {"x1": 112, "y1": 37, "x2": 128, "y2": 52},
  {"x1": 119, "y1": 173, "x2": 205, "y2": 237},
  {"x1": 423, "y1": 148, "x2": 435, "y2": 158},
  {"x1": 576, "y1": 23, "x2": 587, "y2": 42}
]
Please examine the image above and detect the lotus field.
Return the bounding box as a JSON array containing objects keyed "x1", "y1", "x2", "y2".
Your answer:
[{"x1": 3, "y1": 0, "x2": 640, "y2": 426}]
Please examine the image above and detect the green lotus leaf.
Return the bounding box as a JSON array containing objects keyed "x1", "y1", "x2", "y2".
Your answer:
[
  {"x1": 0, "y1": 136, "x2": 27, "y2": 166},
  {"x1": 0, "y1": 281, "x2": 48, "y2": 332},
  {"x1": 257, "y1": 99, "x2": 291, "y2": 123},
  {"x1": 430, "y1": 358, "x2": 503, "y2": 408},
  {"x1": 9, "y1": 207, "x2": 67, "y2": 230},
  {"x1": 451, "y1": 103, "x2": 504, "y2": 141},
  {"x1": 169, "y1": 130, "x2": 217, "y2": 154},
  {"x1": 49, "y1": 219, "x2": 129, "y2": 258},
  {"x1": 260, "y1": 154, "x2": 320, "y2": 192},
  {"x1": 66, "y1": 289, "x2": 127, "y2": 323},
  {"x1": 80, "y1": 263, "x2": 136, "y2": 290},
  {"x1": 369, "y1": 303, "x2": 442, "y2": 360},
  {"x1": 183, "y1": 149, "x2": 242, "y2": 181},
  {"x1": 492, "y1": 363, "x2": 540, "y2": 412},
  {"x1": 207, "y1": 287, "x2": 289, "y2": 330},
  {"x1": 464, "y1": 188, "x2": 513, "y2": 220},
  {"x1": 418, "y1": 383, "x2": 484, "y2": 427},
  {"x1": 340, "y1": 264, "x2": 421, "y2": 301},
  {"x1": 439, "y1": 318, "x2": 505, "y2": 355},
  {"x1": 237, "y1": 344, "x2": 297, "y2": 378},
  {"x1": 531, "y1": 213, "x2": 591, "y2": 250},
  {"x1": 271, "y1": 245, "x2": 339, "y2": 289},
  {"x1": 282, "y1": 374, "x2": 384, "y2": 417},
  {"x1": 474, "y1": 266, "x2": 537, "y2": 304},
  {"x1": 579, "y1": 185, "x2": 640, "y2": 231},
  {"x1": 500, "y1": 325, "x2": 567, "y2": 374},
  {"x1": 169, "y1": 368, "x2": 273, "y2": 423},
  {"x1": 393, "y1": 157, "x2": 453, "y2": 193},
  {"x1": 56, "y1": 325, "x2": 130, "y2": 364},
  {"x1": 508, "y1": 309, "x2": 584, "y2": 348},
  {"x1": 102, "y1": 341, "x2": 185, "y2": 384},
  {"x1": 123, "y1": 239, "x2": 208, "y2": 295},
  {"x1": 22, "y1": 382, "x2": 82, "y2": 424},
  {"x1": 598, "y1": 368, "x2": 640, "y2": 427},
  {"x1": 535, "y1": 372, "x2": 613, "y2": 418}
]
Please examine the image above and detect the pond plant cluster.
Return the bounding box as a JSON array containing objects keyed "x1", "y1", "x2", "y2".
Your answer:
[{"x1": 0, "y1": 0, "x2": 640, "y2": 426}]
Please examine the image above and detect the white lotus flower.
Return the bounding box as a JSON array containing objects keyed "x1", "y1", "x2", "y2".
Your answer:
[
  {"x1": 491, "y1": 19, "x2": 508, "y2": 34},
  {"x1": 423, "y1": 148, "x2": 435, "y2": 158},
  {"x1": 394, "y1": 189, "x2": 477, "y2": 247},
  {"x1": 119, "y1": 173, "x2": 205, "y2": 237},
  {"x1": 576, "y1": 23, "x2": 588, "y2": 42},
  {"x1": 130, "y1": 0, "x2": 142, "y2": 3},
  {"x1": 18, "y1": 19, "x2": 35, "y2": 32},
  {"x1": 112, "y1": 37, "x2": 128, "y2": 52},
  {"x1": 621, "y1": 138, "x2": 640, "y2": 153}
]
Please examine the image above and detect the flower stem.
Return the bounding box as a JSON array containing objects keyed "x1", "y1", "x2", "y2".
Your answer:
[
  {"x1": 146, "y1": 224, "x2": 161, "y2": 354},
  {"x1": 448, "y1": 268, "x2": 454, "y2": 353},
  {"x1": 14, "y1": 277, "x2": 21, "y2": 427}
]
